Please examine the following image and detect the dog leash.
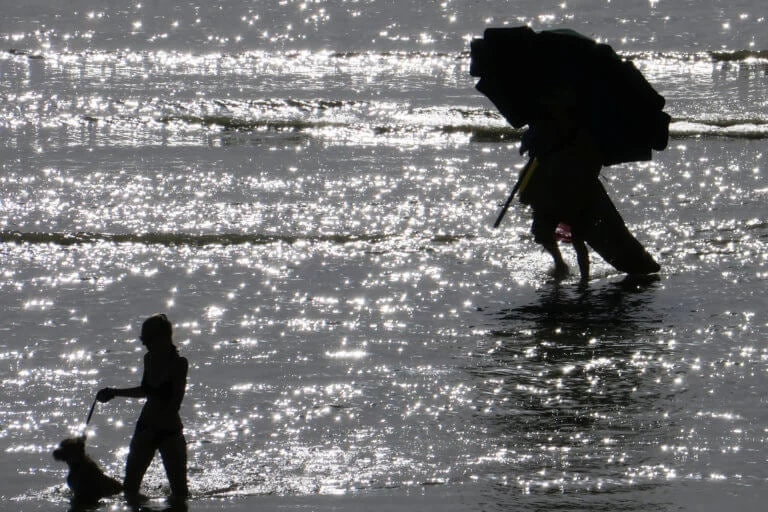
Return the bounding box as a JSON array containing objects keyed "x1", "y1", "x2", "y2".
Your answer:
[{"x1": 85, "y1": 397, "x2": 98, "y2": 427}]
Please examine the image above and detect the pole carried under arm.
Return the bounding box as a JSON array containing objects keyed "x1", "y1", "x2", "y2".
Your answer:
[{"x1": 493, "y1": 157, "x2": 539, "y2": 228}]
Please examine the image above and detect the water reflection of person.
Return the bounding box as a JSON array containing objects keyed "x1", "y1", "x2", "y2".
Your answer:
[{"x1": 97, "y1": 313, "x2": 189, "y2": 504}]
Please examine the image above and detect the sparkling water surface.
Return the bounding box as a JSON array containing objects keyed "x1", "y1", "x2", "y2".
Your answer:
[{"x1": 1, "y1": 1, "x2": 767, "y2": 511}]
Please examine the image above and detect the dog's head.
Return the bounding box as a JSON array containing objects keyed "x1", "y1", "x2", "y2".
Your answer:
[{"x1": 52, "y1": 437, "x2": 86, "y2": 464}]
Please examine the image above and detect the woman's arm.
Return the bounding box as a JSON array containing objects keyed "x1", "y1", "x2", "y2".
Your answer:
[
  {"x1": 97, "y1": 353, "x2": 150, "y2": 403},
  {"x1": 97, "y1": 386, "x2": 147, "y2": 402},
  {"x1": 114, "y1": 386, "x2": 147, "y2": 398}
]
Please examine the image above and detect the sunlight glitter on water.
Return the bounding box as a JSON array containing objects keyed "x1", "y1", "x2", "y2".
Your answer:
[
  {"x1": 2, "y1": 6, "x2": 768, "y2": 506},
  {"x1": 3, "y1": 151, "x2": 767, "y2": 503}
]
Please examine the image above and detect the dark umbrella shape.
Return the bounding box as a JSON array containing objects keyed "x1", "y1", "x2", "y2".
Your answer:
[{"x1": 470, "y1": 26, "x2": 670, "y2": 166}]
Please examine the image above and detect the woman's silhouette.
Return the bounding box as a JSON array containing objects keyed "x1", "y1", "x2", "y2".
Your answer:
[{"x1": 97, "y1": 313, "x2": 189, "y2": 504}]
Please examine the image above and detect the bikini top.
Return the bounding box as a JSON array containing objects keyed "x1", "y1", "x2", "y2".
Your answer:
[
  {"x1": 141, "y1": 351, "x2": 182, "y2": 401},
  {"x1": 141, "y1": 375, "x2": 175, "y2": 400}
]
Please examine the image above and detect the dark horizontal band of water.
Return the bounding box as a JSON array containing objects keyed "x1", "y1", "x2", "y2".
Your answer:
[
  {"x1": 114, "y1": 114, "x2": 768, "y2": 141},
  {"x1": 5, "y1": 47, "x2": 768, "y2": 63},
  {"x1": 0, "y1": 231, "x2": 473, "y2": 247}
]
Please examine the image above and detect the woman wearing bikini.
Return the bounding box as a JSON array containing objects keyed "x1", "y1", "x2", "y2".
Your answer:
[{"x1": 97, "y1": 313, "x2": 189, "y2": 504}]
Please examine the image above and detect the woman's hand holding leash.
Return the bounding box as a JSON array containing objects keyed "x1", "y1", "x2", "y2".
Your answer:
[{"x1": 96, "y1": 387, "x2": 116, "y2": 403}]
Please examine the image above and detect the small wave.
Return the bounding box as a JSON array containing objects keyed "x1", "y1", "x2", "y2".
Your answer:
[
  {"x1": 157, "y1": 114, "x2": 346, "y2": 133},
  {"x1": 0, "y1": 231, "x2": 475, "y2": 250},
  {"x1": 0, "y1": 231, "x2": 386, "y2": 247},
  {"x1": 709, "y1": 50, "x2": 768, "y2": 62},
  {"x1": 618, "y1": 49, "x2": 768, "y2": 64},
  {"x1": 154, "y1": 98, "x2": 359, "y2": 132},
  {"x1": 155, "y1": 100, "x2": 768, "y2": 141},
  {"x1": 0, "y1": 231, "x2": 476, "y2": 248},
  {"x1": 159, "y1": 117, "x2": 768, "y2": 142},
  {"x1": 669, "y1": 119, "x2": 768, "y2": 139},
  {"x1": 81, "y1": 111, "x2": 768, "y2": 141},
  {"x1": 6, "y1": 46, "x2": 766, "y2": 64},
  {"x1": 10, "y1": 101, "x2": 768, "y2": 143},
  {"x1": 443, "y1": 120, "x2": 768, "y2": 142}
]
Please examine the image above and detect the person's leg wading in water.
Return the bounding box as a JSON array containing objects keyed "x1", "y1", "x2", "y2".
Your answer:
[{"x1": 123, "y1": 428, "x2": 188, "y2": 504}]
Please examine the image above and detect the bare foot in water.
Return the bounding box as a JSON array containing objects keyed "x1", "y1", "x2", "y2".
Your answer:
[{"x1": 550, "y1": 262, "x2": 570, "y2": 281}]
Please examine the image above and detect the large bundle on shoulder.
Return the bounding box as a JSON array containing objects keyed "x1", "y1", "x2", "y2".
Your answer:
[{"x1": 470, "y1": 26, "x2": 670, "y2": 166}]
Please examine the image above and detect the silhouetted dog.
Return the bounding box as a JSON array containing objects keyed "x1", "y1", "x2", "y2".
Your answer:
[{"x1": 52, "y1": 437, "x2": 123, "y2": 504}]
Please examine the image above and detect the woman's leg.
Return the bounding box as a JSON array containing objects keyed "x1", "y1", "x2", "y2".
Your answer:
[
  {"x1": 158, "y1": 432, "x2": 189, "y2": 499},
  {"x1": 124, "y1": 428, "x2": 157, "y2": 502}
]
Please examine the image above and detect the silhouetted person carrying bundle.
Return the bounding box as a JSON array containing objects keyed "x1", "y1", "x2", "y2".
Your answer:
[
  {"x1": 471, "y1": 26, "x2": 669, "y2": 280},
  {"x1": 97, "y1": 313, "x2": 189, "y2": 504}
]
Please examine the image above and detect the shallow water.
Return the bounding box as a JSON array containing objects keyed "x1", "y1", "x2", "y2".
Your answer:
[{"x1": 1, "y1": 1, "x2": 767, "y2": 511}]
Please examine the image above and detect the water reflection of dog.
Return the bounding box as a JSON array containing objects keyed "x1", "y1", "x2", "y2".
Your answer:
[{"x1": 52, "y1": 436, "x2": 123, "y2": 505}]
